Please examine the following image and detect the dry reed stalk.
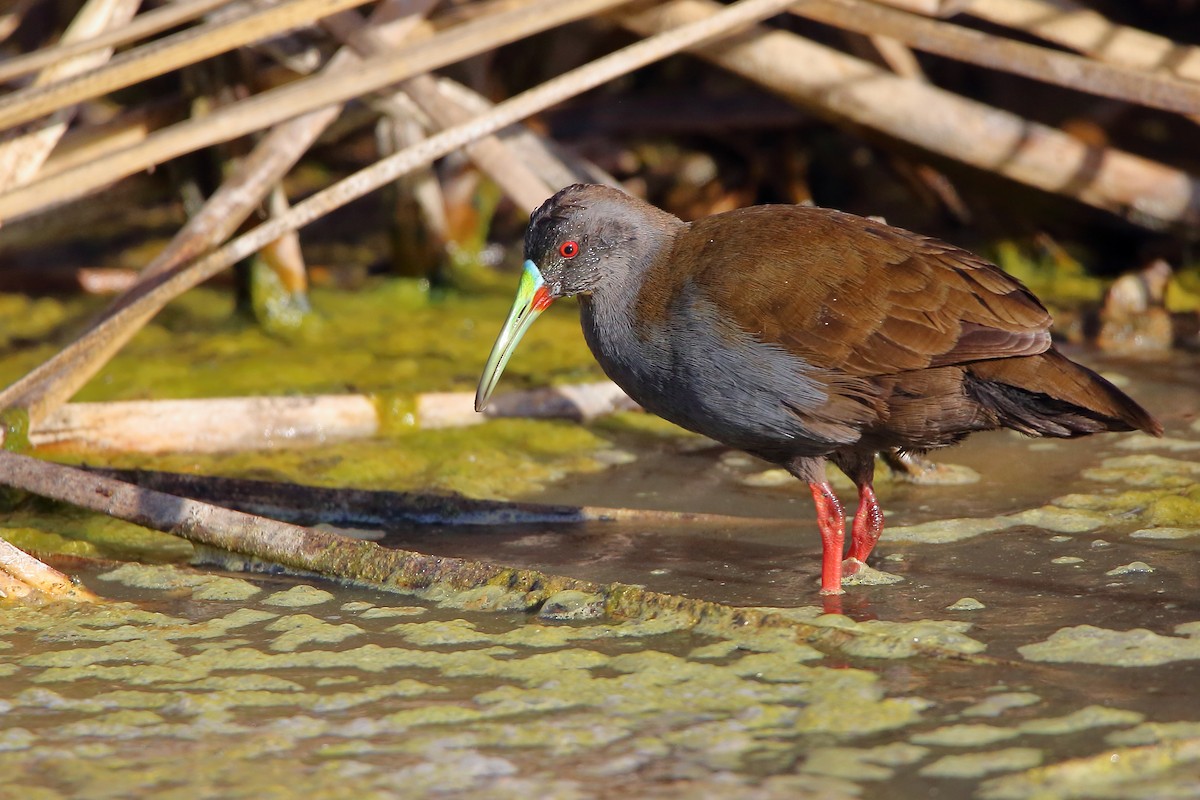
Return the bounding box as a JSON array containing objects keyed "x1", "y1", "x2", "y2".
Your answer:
[
  {"x1": 432, "y1": 77, "x2": 620, "y2": 190},
  {"x1": 0, "y1": 0, "x2": 377, "y2": 133},
  {"x1": 617, "y1": 0, "x2": 1200, "y2": 229},
  {"x1": 0, "y1": 537, "x2": 100, "y2": 601},
  {"x1": 0, "y1": 0, "x2": 806, "y2": 435},
  {"x1": 0, "y1": 1, "x2": 438, "y2": 430},
  {"x1": 0, "y1": 0, "x2": 633, "y2": 222},
  {"x1": 25, "y1": 383, "x2": 636, "y2": 452},
  {"x1": 0, "y1": 0, "x2": 141, "y2": 190},
  {"x1": 964, "y1": 0, "x2": 1200, "y2": 83},
  {"x1": 0, "y1": 0, "x2": 238, "y2": 85},
  {"x1": 259, "y1": 183, "x2": 309, "y2": 296},
  {"x1": 37, "y1": 100, "x2": 184, "y2": 179},
  {"x1": 322, "y1": 10, "x2": 555, "y2": 211},
  {"x1": 0, "y1": 0, "x2": 39, "y2": 45},
  {"x1": 791, "y1": 0, "x2": 1200, "y2": 115}
]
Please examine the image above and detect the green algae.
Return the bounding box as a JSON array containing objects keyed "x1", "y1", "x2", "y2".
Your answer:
[
  {"x1": 0, "y1": 280, "x2": 622, "y2": 529},
  {"x1": 1016, "y1": 706, "x2": 1144, "y2": 736},
  {"x1": 592, "y1": 409, "x2": 697, "y2": 440},
  {"x1": 840, "y1": 562, "x2": 904, "y2": 586},
  {"x1": 947, "y1": 597, "x2": 986, "y2": 611},
  {"x1": 537, "y1": 589, "x2": 606, "y2": 621},
  {"x1": 1020, "y1": 624, "x2": 1200, "y2": 666},
  {"x1": 0, "y1": 508, "x2": 189, "y2": 563},
  {"x1": 979, "y1": 738, "x2": 1200, "y2": 800},
  {"x1": 265, "y1": 614, "x2": 364, "y2": 652},
  {"x1": 1082, "y1": 454, "x2": 1200, "y2": 489},
  {"x1": 61, "y1": 416, "x2": 615, "y2": 502},
  {"x1": 262, "y1": 585, "x2": 335, "y2": 607},
  {"x1": 992, "y1": 241, "x2": 1106, "y2": 310},
  {"x1": 3, "y1": 555, "x2": 1198, "y2": 798},
  {"x1": 963, "y1": 693, "x2": 1042, "y2": 718},
  {"x1": 1108, "y1": 722, "x2": 1200, "y2": 747},
  {"x1": 435, "y1": 584, "x2": 530, "y2": 613},
  {"x1": 0, "y1": 280, "x2": 603, "y2": 403},
  {"x1": 813, "y1": 616, "x2": 987, "y2": 659},
  {"x1": 890, "y1": 469, "x2": 1198, "y2": 547},
  {"x1": 886, "y1": 515, "x2": 1018, "y2": 544},
  {"x1": 1131, "y1": 526, "x2": 1200, "y2": 539},
  {"x1": 357, "y1": 604, "x2": 425, "y2": 618},
  {"x1": 191, "y1": 576, "x2": 262, "y2": 601},
  {"x1": 912, "y1": 724, "x2": 1021, "y2": 747},
  {"x1": 920, "y1": 747, "x2": 1044, "y2": 779},
  {"x1": 1, "y1": 407, "x2": 30, "y2": 452}
]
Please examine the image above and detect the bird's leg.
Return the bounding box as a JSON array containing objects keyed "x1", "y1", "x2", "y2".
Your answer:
[
  {"x1": 846, "y1": 484, "x2": 885, "y2": 571},
  {"x1": 808, "y1": 482, "x2": 846, "y2": 595}
]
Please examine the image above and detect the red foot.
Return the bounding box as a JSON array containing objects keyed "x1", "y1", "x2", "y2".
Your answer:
[
  {"x1": 848, "y1": 485, "x2": 884, "y2": 564},
  {"x1": 821, "y1": 593, "x2": 844, "y2": 616},
  {"x1": 841, "y1": 557, "x2": 866, "y2": 577},
  {"x1": 809, "y1": 482, "x2": 846, "y2": 595}
]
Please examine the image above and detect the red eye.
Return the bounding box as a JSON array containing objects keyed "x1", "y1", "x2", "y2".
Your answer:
[{"x1": 559, "y1": 240, "x2": 579, "y2": 259}]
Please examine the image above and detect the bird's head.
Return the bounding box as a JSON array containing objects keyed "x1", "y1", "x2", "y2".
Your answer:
[{"x1": 474, "y1": 183, "x2": 680, "y2": 411}]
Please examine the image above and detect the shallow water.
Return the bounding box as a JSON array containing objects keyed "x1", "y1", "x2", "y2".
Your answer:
[{"x1": 3, "y1": 279, "x2": 1200, "y2": 797}]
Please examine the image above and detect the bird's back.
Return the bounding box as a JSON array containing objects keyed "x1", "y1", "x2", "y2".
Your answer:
[{"x1": 614, "y1": 204, "x2": 1160, "y2": 457}]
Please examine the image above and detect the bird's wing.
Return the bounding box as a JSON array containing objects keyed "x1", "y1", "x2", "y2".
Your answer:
[{"x1": 680, "y1": 206, "x2": 1052, "y2": 377}]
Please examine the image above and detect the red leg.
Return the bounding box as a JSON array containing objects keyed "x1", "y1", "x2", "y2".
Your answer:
[
  {"x1": 808, "y1": 482, "x2": 846, "y2": 595},
  {"x1": 847, "y1": 484, "x2": 885, "y2": 565}
]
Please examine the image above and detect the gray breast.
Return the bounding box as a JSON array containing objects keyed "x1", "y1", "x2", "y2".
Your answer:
[{"x1": 580, "y1": 288, "x2": 854, "y2": 461}]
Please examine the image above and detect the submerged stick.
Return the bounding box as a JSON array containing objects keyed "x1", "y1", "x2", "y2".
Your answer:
[
  {"x1": 0, "y1": 449, "x2": 991, "y2": 662},
  {"x1": 87, "y1": 468, "x2": 776, "y2": 527}
]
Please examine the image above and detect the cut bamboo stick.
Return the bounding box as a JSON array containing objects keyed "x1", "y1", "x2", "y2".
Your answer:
[{"x1": 37, "y1": 100, "x2": 184, "y2": 179}]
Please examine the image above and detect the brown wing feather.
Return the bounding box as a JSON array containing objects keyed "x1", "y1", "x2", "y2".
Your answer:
[{"x1": 675, "y1": 206, "x2": 1052, "y2": 377}]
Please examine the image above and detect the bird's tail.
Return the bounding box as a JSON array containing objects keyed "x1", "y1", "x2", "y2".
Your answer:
[{"x1": 965, "y1": 349, "x2": 1163, "y2": 438}]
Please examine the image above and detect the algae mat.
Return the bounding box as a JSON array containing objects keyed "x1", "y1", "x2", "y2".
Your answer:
[{"x1": 3, "y1": 561, "x2": 1200, "y2": 799}]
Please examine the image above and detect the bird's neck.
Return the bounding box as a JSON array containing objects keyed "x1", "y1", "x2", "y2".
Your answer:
[{"x1": 578, "y1": 218, "x2": 684, "y2": 402}]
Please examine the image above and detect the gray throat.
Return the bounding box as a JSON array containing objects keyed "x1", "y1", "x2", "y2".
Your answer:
[{"x1": 577, "y1": 220, "x2": 682, "y2": 408}]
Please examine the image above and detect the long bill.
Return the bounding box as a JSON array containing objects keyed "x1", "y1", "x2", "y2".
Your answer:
[{"x1": 475, "y1": 260, "x2": 554, "y2": 412}]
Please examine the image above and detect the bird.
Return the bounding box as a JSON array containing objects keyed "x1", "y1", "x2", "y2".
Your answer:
[{"x1": 475, "y1": 183, "x2": 1163, "y2": 596}]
